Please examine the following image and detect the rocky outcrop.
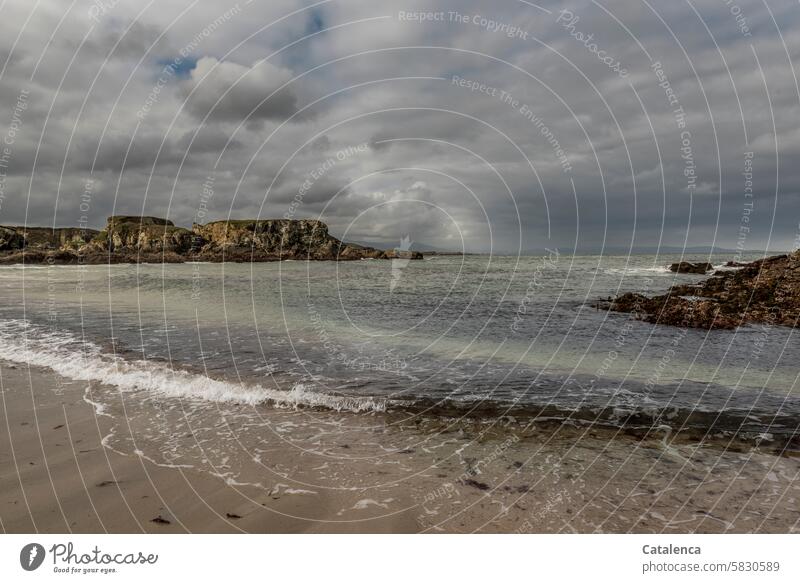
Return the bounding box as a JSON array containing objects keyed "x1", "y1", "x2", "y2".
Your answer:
[
  {"x1": 88, "y1": 216, "x2": 197, "y2": 254},
  {"x1": 0, "y1": 216, "x2": 422, "y2": 264},
  {"x1": 599, "y1": 251, "x2": 800, "y2": 330},
  {"x1": 192, "y1": 219, "x2": 422, "y2": 261},
  {"x1": 0, "y1": 226, "x2": 24, "y2": 251},
  {"x1": 669, "y1": 261, "x2": 713, "y2": 274},
  {"x1": 0, "y1": 226, "x2": 98, "y2": 251}
]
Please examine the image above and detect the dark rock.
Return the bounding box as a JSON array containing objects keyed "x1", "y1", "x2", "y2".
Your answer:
[
  {"x1": 382, "y1": 248, "x2": 423, "y2": 260},
  {"x1": 669, "y1": 261, "x2": 713, "y2": 274},
  {"x1": 150, "y1": 515, "x2": 171, "y2": 524},
  {"x1": 602, "y1": 251, "x2": 800, "y2": 330},
  {"x1": 462, "y1": 478, "x2": 491, "y2": 491},
  {"x1": 0, "y1": 226, "x2": 25, "y2": 251},
  {"x1": 225, "y1": 513, "x2": 242, "y2": 519}
]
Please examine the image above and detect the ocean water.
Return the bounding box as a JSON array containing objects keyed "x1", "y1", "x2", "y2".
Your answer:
[{"x1": 0, "y1": 253, "x2": 798, "y2": 442}]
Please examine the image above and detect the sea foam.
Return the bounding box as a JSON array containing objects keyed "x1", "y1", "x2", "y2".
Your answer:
[{"x1": 0, "y1": 319, "x2": 387, "y2": 413}]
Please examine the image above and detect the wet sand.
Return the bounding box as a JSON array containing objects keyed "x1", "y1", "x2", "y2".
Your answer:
[
  {"x1": 1, "y1": 360, "x2": 798, "y2": 533},
  {"x1": 0, "y1": 361, "x2": 415, "y2": 533}
]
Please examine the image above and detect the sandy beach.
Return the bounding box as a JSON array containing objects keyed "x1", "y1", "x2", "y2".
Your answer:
[
  {"x1": 2, "y1": 358, "x2": 798, "y2": 534},
  {"x1": 0, "y1": 360, "x2": 417, "y2": 533}
]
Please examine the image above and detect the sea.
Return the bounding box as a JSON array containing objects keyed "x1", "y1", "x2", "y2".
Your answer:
[{"x1": 0, "y1": 252, "x2": 797, "y2": 444}]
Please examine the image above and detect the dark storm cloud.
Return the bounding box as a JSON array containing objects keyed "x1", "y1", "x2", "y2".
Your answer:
[{"x1": 1, "y1": 0, "x2": 799, "y2": 252}]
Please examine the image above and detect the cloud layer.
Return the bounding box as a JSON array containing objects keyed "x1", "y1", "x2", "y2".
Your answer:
[{"x1": 0, "y1": 0, "x2": 798, "y2": 253}]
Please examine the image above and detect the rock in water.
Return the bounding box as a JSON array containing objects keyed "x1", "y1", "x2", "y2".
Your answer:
[
  {"x1": 600, "y1": 251, "x2": 800, "y2": 330},
  {"x1": 669, "y1": 261, "x2": 713, "y2": 274}
]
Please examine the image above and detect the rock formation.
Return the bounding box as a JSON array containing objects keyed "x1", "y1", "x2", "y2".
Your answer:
[
  {"x1": 598, "y1": 252, "x2": 800, "y2": 330},
  {"x1": 669, "y1": 261, "x2": 713, "y2": 274},
  {"x1": 190, "y1": 219, "x2": 423, "y2": 261},
  {"x1": 90, "y1": 216, "x2": 196, "y2": 254},
  {"x1": 0, "y1": 216, "x2": 423, "y2": 264},
  {"x1": 0, "y1": 225, "x2": 98, "y2": 252}
]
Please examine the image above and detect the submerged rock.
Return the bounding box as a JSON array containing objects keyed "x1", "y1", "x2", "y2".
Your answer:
[{"x1": 600, "y1": 251, "x2": 800, "y2": 330}]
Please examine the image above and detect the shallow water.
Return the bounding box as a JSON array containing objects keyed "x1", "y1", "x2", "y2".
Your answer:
[{"x1": 0, "y1": 253, "x2": 798, "y2": 442}]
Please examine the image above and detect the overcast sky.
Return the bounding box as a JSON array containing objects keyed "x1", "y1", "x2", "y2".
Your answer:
[{"x1": 0, "y1": 0, "x2": 799, "y2": 253}]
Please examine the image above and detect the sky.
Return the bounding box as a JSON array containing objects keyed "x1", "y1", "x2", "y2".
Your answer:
[{"x1": 0, "y1": 0, "x2": 799, "y2": 254}]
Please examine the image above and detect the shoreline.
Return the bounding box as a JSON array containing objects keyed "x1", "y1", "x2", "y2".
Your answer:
[
  {"x1": 2, "y1": 358, "x2": 798, "y2": 533},
  {"x1": 0, "y1": 360, "x2": 417, "y2": 533}
]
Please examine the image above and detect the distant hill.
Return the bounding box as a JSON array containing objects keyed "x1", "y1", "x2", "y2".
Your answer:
[
  {"x1": 569, "y1": 245, "x2": 791, "y2": 255},
  {"x1": 345, "y1": 240, "x2": 792, "y2": 257},
  {"x1": 346, "y1": 240, "x2": 470, "y2": 254}
]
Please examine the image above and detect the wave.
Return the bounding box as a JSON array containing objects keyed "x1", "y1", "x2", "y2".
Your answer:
[
  {"x1": 1, "y1": 319, "x2": 797, "y2": 446},
  {"x1": 602, "y1": 266, "x2": 671, "y2": 275},
  {"x1": 0, "y1": 319, "x2": 389, "y2": 413}
]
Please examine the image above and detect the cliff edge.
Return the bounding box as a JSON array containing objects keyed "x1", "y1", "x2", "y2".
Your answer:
[{"x1": 0, "y1": 216, "x2": 423, "y2": 264}]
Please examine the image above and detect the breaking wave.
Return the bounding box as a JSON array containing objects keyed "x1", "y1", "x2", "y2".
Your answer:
[
  {"x1": 1, "y1": 319, "x2": 797, "y2": 447},
  {"x1": 0, "y1": 319, "x2": 389, "y2": 413}
]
